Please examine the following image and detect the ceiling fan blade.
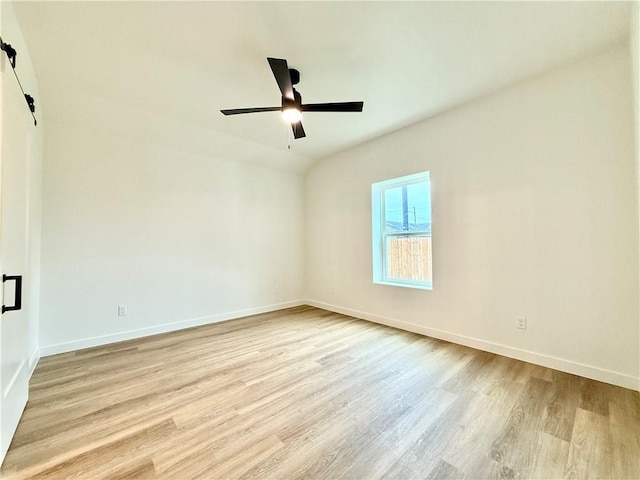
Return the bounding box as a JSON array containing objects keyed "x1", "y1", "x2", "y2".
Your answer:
[
  {"x1": 267, "y1": 57, "x2": 294, "y2": 101},
  {"x1": 220, "y1": 106, "x2": 281, "y2": 116},
  {"x1": 301, "y1": 101, "x2": 364, "y2": 113},
  {"x1": 292, "y1": 121, "x2": 306, "y2": 139}
]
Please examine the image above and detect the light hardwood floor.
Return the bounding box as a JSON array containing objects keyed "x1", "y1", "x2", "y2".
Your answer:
[{"x1": 2, "y1": 306, "x2": 639, "y2": 479}]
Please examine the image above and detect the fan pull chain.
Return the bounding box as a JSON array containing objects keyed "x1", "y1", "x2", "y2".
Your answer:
[{"x1": 287, "y1": 127, "x2": 292, "y2": 150}]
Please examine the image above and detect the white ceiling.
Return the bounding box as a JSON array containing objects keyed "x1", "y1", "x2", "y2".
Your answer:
[{"x1": 14, "y1": 1, "x2": 631, "y2": 174}]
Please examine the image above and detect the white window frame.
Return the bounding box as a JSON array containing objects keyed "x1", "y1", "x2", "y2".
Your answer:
[{"x1": 372, "y1": 171, "x2": 432, "y2": 290}]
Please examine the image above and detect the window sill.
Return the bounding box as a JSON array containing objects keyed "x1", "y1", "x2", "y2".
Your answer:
[{"x1": 374, "y1": 279, "x2": 432, "y2": 290}]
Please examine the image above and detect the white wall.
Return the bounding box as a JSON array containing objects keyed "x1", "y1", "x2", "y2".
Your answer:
[
  {"x1": 632, "y1": 0, "x2": 640, "y2": 388},
  {"x1": 39, "y1": 105, "x2": 305, "y2": 353},
  {"x1": 0, "y1": 1, "x2": 42, "y2": 372},
  {"x1": 633, "y1": 4, "x2": 640, "y2": 163},
  {"x1": 306, "y1": 45, "x2": 639, "y2": 389}
]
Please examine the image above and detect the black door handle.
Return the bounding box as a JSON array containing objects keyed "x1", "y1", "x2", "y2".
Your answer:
[{"x1": 2, "y1": 274, "x2": 22, "y2": 314}]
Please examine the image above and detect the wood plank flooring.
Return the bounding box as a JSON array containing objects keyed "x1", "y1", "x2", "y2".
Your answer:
[{"x1": 2, "y1": 306, "x2": 638, "y2": 479}]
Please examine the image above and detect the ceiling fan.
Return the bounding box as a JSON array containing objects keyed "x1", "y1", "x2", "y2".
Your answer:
[{"x1": 221, "y1": 57, "x2": 364, "y2": 139}]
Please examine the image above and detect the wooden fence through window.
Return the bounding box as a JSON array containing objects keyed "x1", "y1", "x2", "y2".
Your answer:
[{"x1": 386, "y1": 236, "x2": 432, "y2": 282}]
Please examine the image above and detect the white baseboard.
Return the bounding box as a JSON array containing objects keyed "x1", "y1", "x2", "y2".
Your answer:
[
  {"x1": 28, "y1": 348, "x2": 40, "y2": 379},
  {"x1": 306, "y1": 299, "x2": 640, "y2": 391},
  {"x1": 40, "y1": 300, "x2": 305, "y2": 357},
  {"x1": 2, "y1": 346, "x2": 40, "y2": 398},
  {"x1": 3, "y1": 360, "x2": 26, "y2": 399}
]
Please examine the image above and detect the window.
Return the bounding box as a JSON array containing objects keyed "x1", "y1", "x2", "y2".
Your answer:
[{"x1": 372, "y1": 171, "x2": 432, "y2": 289}]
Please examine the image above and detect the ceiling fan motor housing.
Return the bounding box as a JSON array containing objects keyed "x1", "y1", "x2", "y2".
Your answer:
[{"x1": 289, "y1": 68, "x2": 300, "y2": 85}]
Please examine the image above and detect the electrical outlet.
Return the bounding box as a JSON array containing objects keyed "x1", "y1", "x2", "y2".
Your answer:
[
  {"x1": 517, "y1": 316, "x2": 527, "y2": 330},
  {"x1": 118, "y1": 305, "x2": 127, "y2": 316}
]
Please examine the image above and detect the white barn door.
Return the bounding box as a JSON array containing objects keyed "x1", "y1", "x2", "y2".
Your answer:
[{"x1": 0, "y1": 39, "x2": 32, "y2": 463}]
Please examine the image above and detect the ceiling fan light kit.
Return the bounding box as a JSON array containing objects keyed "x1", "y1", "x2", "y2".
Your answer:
[
  {"x1": 282, "y1": 107, "x2": 302, "y2": 124},
  {"x1": 221, "y1": 57, "x2": 364, "y2": 140}
]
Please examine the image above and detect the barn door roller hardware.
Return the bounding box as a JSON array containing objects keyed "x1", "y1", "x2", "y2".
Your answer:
[{"x1": 1, "y1": 35, "x2": 38, "y2": 126}]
